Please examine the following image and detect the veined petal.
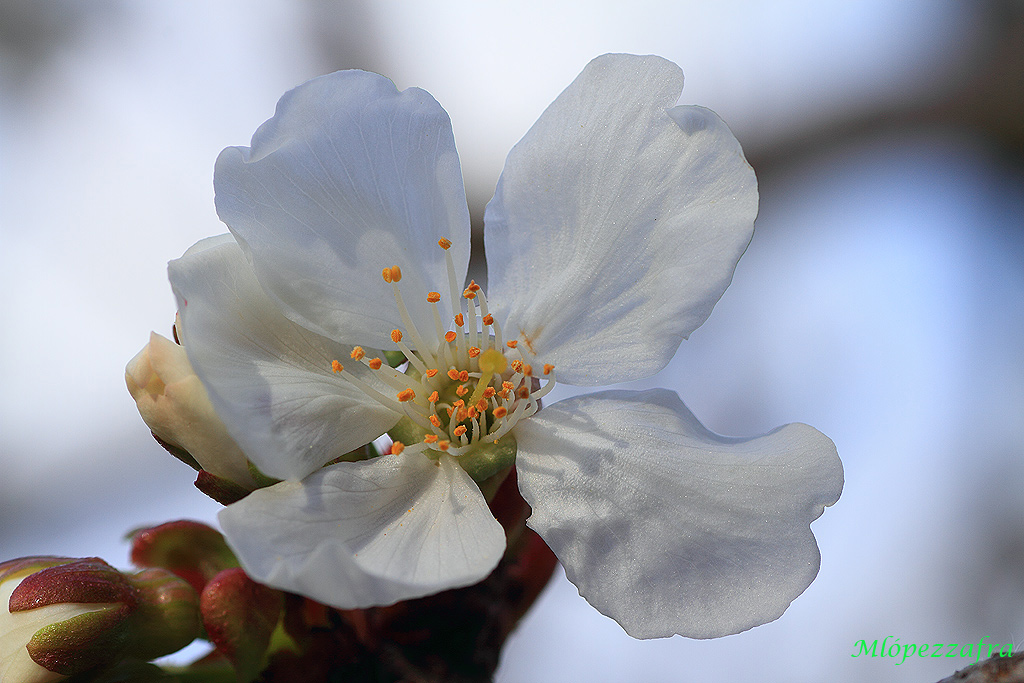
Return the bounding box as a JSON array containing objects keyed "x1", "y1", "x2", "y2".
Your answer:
[
  {"x1": 218, "y1": 454, "x2": 506, "y2": 609},
  {"x1": 214, "y1": 70, "x2": 471, "y2": 349},
  {"x1": 485, "y1": 54, "x2": 757, "y2": 385},
  {"x1": 514, "y1": 389, "x2": 843, "y2": 639},
  {"x1": 169, "y1": 235, "x2": 399, "y2": 481}
]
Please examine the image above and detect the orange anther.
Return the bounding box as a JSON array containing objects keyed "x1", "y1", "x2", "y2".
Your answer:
[
  {"x1": 397, "y1": 388, "x2": 416, "y2": 402},
  {"x1": 476, "y1": 399, "x2": 487, "y2": 412},
  {"x1": 424, "y1": 434, "x2": 438, "y2": 444},
  {"x1": 523, "y1": 364, "x2": 533, "y2": 377},
  {"x1": 458, "y1": 370, "x2": 469, "y2": 382},
  {"x1": 444, "y1": 330, "x2": 457, "y2": 343},
  {"x1": 493, "y1": 407, "x2": 508, "y2": 419},
  {"x1": 506, "y1": 340, "x2": 518, "y2": 348},
  {"x1": 453, "y1": 425, "x2": 467, "y2": 437},
  {"x1": 454, "y1": 313, "x2": 464, "y2": 327},
  {"x1": 391, "y1": 329, "x2": 403, "y2": 343},
  {"x1": 391, "y1": 441, "x2": 405, "y2": 455},
  {"x1": 369, "y1": 358, "x2": 383, "y2": 370},
  {"x1": 483, "y1": 387, "x2": 496, "y2": 398},
  {"x1": 331, "y1": 360, "x2": 344, "y2": 373},
  {"x1": 466, "y1": 407, "x2": 478, "y2": 419},
  {"x1": 425, "y1": 368, "x2": 438, "y2": 378},
  {"x1": 429, "y1": 414, "x2": 442, "y2": 427},
  {"x1": 427, "y1": 292, "x2": 441, "y2": 303},
  {"x1": 447, "y1": 369, "x2": 460, "y2": 381},
  {"x1": 438, "y1": 440, "x2": 450, "y2": 451},
  {"x1": 381, "y1": 267, "x2": 393, "y2": 283},
  {"x1": 428, "y1": 391, "x2": 439, "y2": 403},
  {"x1": 463, "y1": 288, "x2": 476, "y2": 300},
  {"x1": 517, "y1": 386, "x2": 530, "y2": 399},
  {"x1": 453, "y1": 399, "x2": 465, "y2": 408},
  {"x1": 456, "y1": 408, "x2": 468, "y2": 422},
  {"x1": 389, "y1": 265, "x2": 402, "y2": 282},
  {"x1": 438, "y1": 238, "x2": 452, "y2": 250},
  {"x1": 511, "y1": 360, "x2": 524, "y2": 373},
  {"x1": 446, "y1": 407, "x2": 454, "y2": 417},
  {"x1": 543, "y1": 364, "x2": 555, "y2": 375},
  {"x1": 456, "y1": 385, "x2": 469, "y2": 397},
  {"x1": 482, "y1": 314, "x2": 494, "y2": 326},
  {"x1": 467, "y1": 281, "x2": 480, "y2": 292},
  {"x1": 468, "y1": 347, "x2": 481, "y2": 358},
  {"x1": 499, "y1": 389, "x2": 511, "y2": 399},
  {"x1": 502, "y1": 381, "x2": 514, "y2": 392},
  {"x1": 350, "y1": 346, "x2": 365, "y2": 360}
]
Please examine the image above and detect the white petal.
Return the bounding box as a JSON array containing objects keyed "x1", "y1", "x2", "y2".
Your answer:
[
  {"x1": 215, "y1": 70, "x2": 471, "y2": 349},
  {"x1": 219, "y1": 454, "x2": 506, "y2": 608},
  {"x1": 169, "y1": 235, "x2": 400, "y2": 481},
  {"x1": 485, "y1": 54, "x2": 758, "y2": 385},
  {"x1": 514, "y1": 389, "x2": 843, "y2": 639}
]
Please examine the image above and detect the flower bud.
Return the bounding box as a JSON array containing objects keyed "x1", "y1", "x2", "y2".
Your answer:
[
  {"x1": 0, "y1": 557, "x2": 201, "y2": 681},
  {"x1": 126, "y1": 330, "x2": 255, "y2": 489}
]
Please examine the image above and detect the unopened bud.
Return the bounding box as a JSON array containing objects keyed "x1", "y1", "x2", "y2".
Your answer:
[
  {"x1": 0, "y1": 557, "x2": 200, "y2": 681},
  {"x1": 126, "y1": 330, "x2": 255, "y2": 489}
]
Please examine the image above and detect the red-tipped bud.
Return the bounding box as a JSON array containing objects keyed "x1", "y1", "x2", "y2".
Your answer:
[{"x1": 0, "y1": 557, "x2": 200, "y2": 681}]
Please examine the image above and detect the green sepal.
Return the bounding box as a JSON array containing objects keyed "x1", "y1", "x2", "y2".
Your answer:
[
  {"x1": 27, "y1": 604, "x2": 131, "y2": 675},
  {"x1": 246, "y1": 461, "x2": 282, "y2": 489},
  {"x1": 124, "y1": 569, "x2": 202, "y2": 662}
]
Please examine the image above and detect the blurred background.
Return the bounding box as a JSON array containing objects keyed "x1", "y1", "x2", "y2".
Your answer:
[{"x1": 1, "y1": 1, "x2": 1022, "y2": 681}]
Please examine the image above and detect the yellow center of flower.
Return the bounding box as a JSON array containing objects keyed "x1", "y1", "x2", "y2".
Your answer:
[{"x1": 329, "y1": 238, "x2": 555, "y2": 471}]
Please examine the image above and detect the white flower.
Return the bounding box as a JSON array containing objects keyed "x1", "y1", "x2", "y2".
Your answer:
[{"x1": 168, "y1": 54, "x2": 843, "y2": 639}]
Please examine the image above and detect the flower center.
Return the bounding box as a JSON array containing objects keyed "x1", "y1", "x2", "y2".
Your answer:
[{"x1": 330, "y1": 238, "x2": 555, "y2": 479}]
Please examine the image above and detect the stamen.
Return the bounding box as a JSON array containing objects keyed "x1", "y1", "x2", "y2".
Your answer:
[
  {"x1": 397, "y1": 388, "x2": 416, "y2": 402},
  {"x1": 350, "y1": 347, "x2": 365, "y2": 361},
  {"x1": 454, "y1": 314, "x2": 464, "y2": 327},
  {"x1": 468, "y1": 347, "x2": 481, "y2": 358},
  {"x1": 425, "y1": 368, "x2": 438, "y2": 378},
  {"x1": 463, "y1": 288, "x2": 476, "y2": 300},
  {"x1": 389, "y1": 265, "x2": 403, "y2": 282},
  {"x1": 482, "y1": 314, "x2": 493, "y2": 326},
  {"x1": 523, "y1": 364, "x2": 533, "y2": 377},
  {"x1": 428, "y1": 391, "x2": 439, "y2": 403},
  {"x1": 493, "y1": 407, "x2": 507, "y2": 419},
  {"x1": 332, "y1": 360, "x2": 344, "y2": 373},
  {"x1": 391, "y1": 329, "x2": 403, "y2": 343},
  {"x1": 438, "y1": 440, "x2": 450, "y2": 451},
  {"x1": 438, "y1": 238, "x2": 452, "y2": 250},
  {"x1": 511, "y1": 360, "x2": 524, "y2": 373},
  {"x1": 447, "y1": 369, "x2": 460, "y2": 381},
  {"x1": 427, "y1": 292, "x2": 441, "y2": 303},
  {"x1": 506, "y1": 340, "x2": 518, "y2": 349},
  {"x1": 424, "y1": 434, "x2": 438, "y2": 444},
  {"x1": 391, "y1": 441, "x2": 405, "y2": 455},
  {"x1": 483, "y1": 387, "x2": 496, "y2": 399},
  {"x1": 544, "y1": 364, "x2": 554, "y2": 375},
  {"x1": 456, "y1": 385, "x2": 469, "y2": 397},
  {"x1": 381, "y1": 268, "x2": 393, "y2": 283},
  {"x1": 444, "y1": 330, "x2": 457, "y2": 343},
  {"x1": 369, "y1": 358, "x2": 383, "y2": 370},
  {"x1": 429, "y1": 414, "x2": 442, "y2": 427},
  {"x1": 453, "y1": 425, "x2": 467, "y2": 437}
]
